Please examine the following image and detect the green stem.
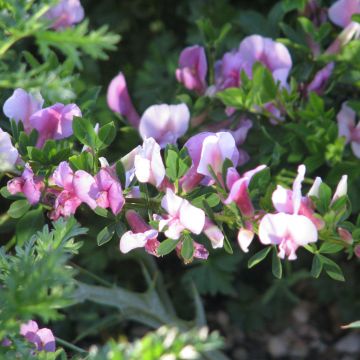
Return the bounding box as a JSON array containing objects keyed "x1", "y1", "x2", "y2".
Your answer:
[
  {"x1": 70, "y1": 262, "x2": 113, "y2": 287},
  {"x1": 55, "y1": 337, "x2": 87, "y2": 354}
]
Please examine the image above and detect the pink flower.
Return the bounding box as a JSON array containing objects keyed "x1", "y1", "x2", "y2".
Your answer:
[
  {"x1": 155, "y1": 189, "x2": 205, "y2": 240},
  {"x1": 215, "y1": 50, "x2": 244, "y2": 90},
  {"x1": 134, "y1": 138, "x2": 166, "y2": 187},
  {"x1": 49, "y1": 161, "x2": 82, "y2": 220},
  {"x1": 30, "y1": 103, "x2": 81, "y2": 148},
  {"x1": 307, "y1": 62, "x2": 334, "y2": 95},
  {"x1": 179, "y1": 131, "x2": 240, "y2": 192},
  {"x1": 0, "y1": 128, "x2": 19, "y2": 172},
  {"x1": 328, "y1": 0, "x2": 360, "y2": 28},
  {"x1": 225, "y1": 165, "x2": 266, "y2": 217},
  {"x1": 44, "y1": 0, "x2": 84, "y2": 30},
  {"x1": 107, "y1": 72, "x2": 140, "y2": 127},
  {"x1": 337, "y1": 102, "x2": 360, "y2": 158},
  {"x1": 175, "y1": 45, "x2": 208, "y2": 93},
  {"x1": 203, "y1": 218, "x2": 224, "y2": 249},
  {"x1": 139, "y1": 104, "x2": 190, "y2": 148},
  {"x1": 176, "y1": 241, "x2": 209, "y2": 261},
  {"x1": 74, "y1": 165, "x2": 124, "y2": 215},
  {"x1": 119, "y1": 210, "x2": 159, "y2": 255},
  {"x1": 259, "y1": 212, "x2": 318, "y2": 260},
  {"x1": 238, "y1": 35, "x2": 292, "y2": 88},
  {"x1": 354, "y1": 244, "x2": 360, "y2": 258},
  {"x1": 7, "y1": 164, "x2": 44, "y2": 205},
  {"x1": 197, "y1": 131, "x2": 239, "y2": 179},
  {"x1": 237, "y1": 226, "x2": 255, "y2": 253},
  {"x1": 3, "y1": 88, "x2": 43, "y2": 133},
  {"x1": 258, "y1": 165, "x2": 318, "y2": 260},
  {"x1": 20, "y1": 320, "x2": 55, "y2": 352}
]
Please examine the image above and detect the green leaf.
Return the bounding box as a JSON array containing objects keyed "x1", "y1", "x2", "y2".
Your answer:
[
  {"x1": 115, "y1": 160, "x2": 126, "y2": 189},
  {"x1": 310, "y1": 254, "x2": 323, "y2": 278},
  {"x1": 319, "y1": 242, "x2": 344, "y2": 254},
  {"x1": 97, "y1": 224, "x2": 116, "y2": 246},
  {"x1": 16, "y1": 208, "x2": 44, "y2": 246},
  {"x1": 69, "y1": 152, "x2": 94, "y2": 172},
  {"x1": 115, "y1": 222, "x2": 127, "y2": 238},
  {"x1": 181, "y1": 235, "x2": 194, "y2": 262},
  {"x1": 272, "y1": 246, "x2": 282, "y2": 279},
  {"x1": 248, "y1": 246, "x2": 271, "y2": 268},
  {"x1": 97, "y1": 122, "x2": 116, "y2": 149},
  {"x1": 217, "y1": 88, "x2": 244, "y2": 108},
  {"x1": 72, "y1": 117, "x2": 97, "y2": 148},
  {"x1": 165, "y1": 147, "x2": 179, "y2": 181},
  {"x1": 318, "y1": 254, "x2": 345, "y2": 281},
  {"x1": 249, "y1": 63, "x2": 277, "y2": 105},
  {"x1": 7, "y1": 200, "x2": 31, "y2": 219},
  {"x1": 317, "y1": 183, "x2": 332, "y2": 214},
  {"x1": 157, "y1": 239, "x2": 180, "y2": 256},
  {"x1": 223, "y1": 234, "x2": 233, "y2": 255}
]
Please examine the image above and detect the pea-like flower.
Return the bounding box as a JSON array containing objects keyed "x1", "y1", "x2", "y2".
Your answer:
[
  {"x1": 0, "y1": 128, "x2": 19, "y2": 173},
  {"x1": 337, "y1": 102, "x2": 360, "y2": 158},
  {"x1": 258, "y1": 165, "x2": 318, "y2": 260},
  {"x1": 134, "y1": 138, "x2": 166, "y2": 187},
  {"x1": 155, "y1": 189, "x2": 205, "y2": 240},
  {"x1": 3, "y1": 88, "x2": 43, "y2": 133},
  {"x1": 139, "y1": 103, "x2": 190, "y2": 148},
  {"x1": 175, "y1": 45, "x2": 208, "y2": 94},
  {"x1": 30, "y1": 103, "x2": 82, "y2": 148},
  {"x1": 107, "y1": 72, "x2": 140, "y2": 127},
  {"x1": 119, "y1": 210, "x2": 160, "y2": 255},
  {"x1": 20, "y1": 320, "x2": 55, "y2": 352},
  {"x1": 7, "y1": 164, "x2": 44, "y2": 205},
  {"x1": 44, "y1": 0, "x2": 84, "y2": 30}
]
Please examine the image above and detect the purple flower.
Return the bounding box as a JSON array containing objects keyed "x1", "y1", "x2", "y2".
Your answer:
[
  {"x1": 307, "y1": 62, "x2": 334, "y2": 95},
  {"x1": 175, "y1": 45, "x2": 208, "y2": 94},
  {"x1": 139, "y1": 103, "x2": 190, "y2": 148},
  {"x1": 20, "y1": 320, "x2": 55, "y2": 352},
  {"x1": 337, "y1": 102, "x2": 360, "y2": 158},
  {"x1": 329, "y1": 0, "x2": 360, "y2": 28},
  {"x1": 44, "y1": 0, "x2": 84, "y2": 30},
  {"x1": 29, "y1": 103, "x2": 81, "y2": 148},
  {"x1": 215, "y1": 50, "x2": 244, "y2": 90},
  {"x1": 107, "y1": 72, "x2": 140, "y2": 127},
  {"x1": 3, "y1": 88, "x2": 43, "y2": 133}
]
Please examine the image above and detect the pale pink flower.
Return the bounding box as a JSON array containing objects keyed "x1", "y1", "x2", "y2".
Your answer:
[
  {"x1": 225, "y1": 165, "x2": 267, "y2": 217},
  {"x1": 139, "y1": 104, "x2": 190, "y2": 148},
  {"x1": 44, "y1": 0, "x2": 84, "y2": 30},
  {"x1": 30, "y1": 103, "x2": 81, "y2": 148},
  {"x1": 73, "y1": 165, "x2": 124, "y2": 215},
  {"x1": 7, "y1": 164, "x2": 44, "y2": 205},
  {"x1": 107, "y1": 72, "x2": 140, "y2": 127},
  {"x1": 203, "y1": 218, "x2": 224, "y2": 249},
  {"x1": 179, "y1": 131, "x2": 241, "y2": 192},
  {"x1": 176, "y1": 45, "x2": 207, "y2": 94},
  {"x1": 258, "y1": 165, "x2": 318, "y2": 260},
  {"x1": 337, "y1": 227, "x2": 353, "y2": 244},
  {"x1": 238, "y1": 35, "x2": 292, "y2": 88},
  {"x1": 337, "y1": 102, "x2": 360, "y2": 158},
  {"x1": 155, "y1": 189, "x2": 205, "y2": 240},
  {"x1": 49, "y1": 161, "x2": 82, "y2": 220},
  {"x1": 197, "y1": 132, "x2": 239, "y2": 178},
  {"x1": 0, "y1": 128, "x2": 19, "y2": 172},
  {"x1": 3, "y1": 88, "x2": 43, "y2": 133},
  {"x1": 259, "y1": 212, "x2": 318, "y2": 260},
  {"x1": 134, "y1": 138, "x2": 166, "y2": 187},
  {"x1": 119, "y1": 210, "x2": 159, "y2": 255},
  {"x1": 20, "y1": 320, "x2": 55, "y2": 352}
]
